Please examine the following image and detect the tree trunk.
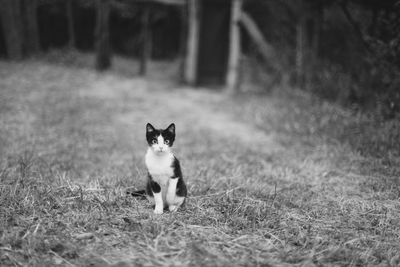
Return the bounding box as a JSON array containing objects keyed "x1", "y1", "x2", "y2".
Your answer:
[
  {"x1": 139, "y1": 4, "x2": 152, "y2": 76},
  {"x1": 21, "y1": 0, "x2": 40, "y2": 55},
  {"x1": 226, "y1": 0, "x2": 243, "y2": 92},
  {"x1": 178, "y1": 3, "x2": 188, "y2": 82},
  {"x1": 0, "y1": 0, "x2": 24, "y2": 60},
  {"x1": 66, "y1": 0, "x2": 76, "y2": 48},
  {"x1": 184, "y1": 0, "x2": 200, "y2": 85},
  {"x1": 311, "y1": 1, "x2": 323, "y2": 60},
  {"x1": 296, "y1": 0, "x2": 324, "y2": 88},
  {"x1": 296, "y1": 1, "x2": 306, "y2": 87},
  {"x1": 95, "y1": 0, "x2": 111, "y2": 71}
]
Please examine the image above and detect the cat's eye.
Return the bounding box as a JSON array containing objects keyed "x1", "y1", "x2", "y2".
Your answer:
[
  {"x1": 152, "y1": 139, "x2": 157, "y2": 144},
  {"x1": 164, "y1": 140, "x2": 170, "y2": 145}
]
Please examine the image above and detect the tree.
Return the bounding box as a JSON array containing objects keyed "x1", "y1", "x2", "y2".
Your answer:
[
  {"x1": 22, "y1": 0, "x2": 40, "y2": 55},
  {"x1": 178, "y1": 3, "x2": 188, "y2": 82},
  {"x1": 139, "y1": 3, "x2": 152, "y2": 76},
  {"x1": 295, "y1": 0, "x2": 323, "y2": 87},
  {"x1": 0, "y1": 0, "x2": 24, "y2": 59},
  {"x1": 66, "y1": 0, "x2": 76, "y2": 48},
  {"x1": 226, "y1": 0, "x2": 243, "y2": 92},
  {"x1": 183, "y1": 0, "x2": 200, "y2": 85},
  {"x1": 0, "y1": 0, "x2": 41, "y2": 59},
  {"x1": 95, "y1": 0, "x2": 111, "y2": 71}
]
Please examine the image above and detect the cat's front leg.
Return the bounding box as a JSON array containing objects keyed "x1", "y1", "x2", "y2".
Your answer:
[
  {"x1": 167, "y1": 177, "x2": 186, "y2": 212},
  {"x1": 151, "y1": 180, "x2": 163, "y2": 214},
  {"x1": 166, "y1": 177, "x2": 178, "y2": 207},
  {"x1": 168, "y1": 205, "x2": 178, "y2": 212}
]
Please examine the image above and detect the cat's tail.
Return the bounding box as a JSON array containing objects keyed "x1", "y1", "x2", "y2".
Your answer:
[{"x1": 126, "y1": 189, "x2": 147, "y2": 198}]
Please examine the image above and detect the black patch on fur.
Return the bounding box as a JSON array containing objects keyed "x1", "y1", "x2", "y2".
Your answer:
[
  {"x1": 145, "y1": 173, "x2": 161, "y2": 195},
  {"x1": 171, "y1": 157, "x2": 187, "y2": 197},
  {"x1": 146, "y1": 123, "x2": 175, "y2": 147},
  {"x1": 150, "y1": 180, "x2": 161, "y2": 193},
  {"x1": 145, "y1": 174, "x2": 153, "y2": 196},
  {"x1": 176, "y1": 178, "x2": 187, "y2": 197}
]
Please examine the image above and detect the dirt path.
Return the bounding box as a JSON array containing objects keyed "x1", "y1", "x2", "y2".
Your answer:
[{"x1": 88, "y1": 75, "x2": 281, "y2": 151}]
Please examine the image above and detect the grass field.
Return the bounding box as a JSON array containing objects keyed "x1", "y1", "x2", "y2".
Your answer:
[{"x1": 1, "y1": 55, "x2": 400, "y2": 266}]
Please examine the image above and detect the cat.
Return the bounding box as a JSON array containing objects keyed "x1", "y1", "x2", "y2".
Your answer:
[{"x1": 129, "y1": 123, "x2": 187, "y2": 214}]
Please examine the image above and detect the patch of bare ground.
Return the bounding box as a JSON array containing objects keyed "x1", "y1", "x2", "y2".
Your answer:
[{"x1": 1, "y1": 57, "x2": 400, "y2": 266}]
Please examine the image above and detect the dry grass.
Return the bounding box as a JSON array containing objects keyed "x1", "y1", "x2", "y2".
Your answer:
[{"x1": 1, "y1": 55, "x2": 400, "y2": 266}]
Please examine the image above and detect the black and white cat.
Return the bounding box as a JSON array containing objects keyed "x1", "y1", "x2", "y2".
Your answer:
[{"x1": 140, "y1": 123, "x2": 187, "y2": 214}]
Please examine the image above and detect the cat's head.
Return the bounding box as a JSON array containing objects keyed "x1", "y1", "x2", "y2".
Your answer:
[{"x1": 146, "y1": 123, "x2": 175, "y2": 154}]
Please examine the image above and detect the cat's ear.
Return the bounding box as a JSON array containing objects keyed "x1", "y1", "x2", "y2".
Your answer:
[
  {"x1": 166, "y1": 123, "x2": 175, "y2": 134},
  {"x1": 146, "y1": 123, "x2": 155, "y2": 133}
]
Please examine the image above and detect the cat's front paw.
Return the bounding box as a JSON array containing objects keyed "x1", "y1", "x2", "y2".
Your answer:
[
  {"x1": 154, "y1": 208, "x2": 163, "y2": 214},
  {"x1": 168, "y1": 205, "x2": 178, "y2": 212}
]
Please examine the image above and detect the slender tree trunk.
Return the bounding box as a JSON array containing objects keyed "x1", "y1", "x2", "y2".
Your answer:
[
  {"x1": 184, "y1": 0, "x2": 200, "y2": 85},
  {"x1": 226, "y1": 0, "x2": 243, "y2": 92},
  {"x1": 312, "y1": 1, "x2": 323, "y2": 59},
  {"x1": 296, "y1": 0, "x2": 324, "y2": 88},
  {"x1": 22, "y1": 0, "x2": 40, "y2": 55},
  {"x1": 95, "y1": 0, "x2": 111, "y2": 71},
  {"x1": 139, "y1": 4, "x2": 152, "y2": 76},
  {"x1": 178, "y1": 4, "x2": 188, "y2": 82},
  {"x1": 296, "y1": 1, "x2": 306, "y2": 87},
  {"x1": 0, "y1": 0, "x2": 23, "y2": 59},
  {"x1": 66, "y1": 0, "x2": 76, "y2": 48}
]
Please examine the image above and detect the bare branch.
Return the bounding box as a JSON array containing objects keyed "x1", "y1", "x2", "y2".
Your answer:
[{"x1": 339, "y1": 0, "x2": 373, "y2": 53}]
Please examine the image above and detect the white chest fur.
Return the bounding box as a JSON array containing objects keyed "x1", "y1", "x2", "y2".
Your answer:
[
  {"x1": 145, "y1": 149, "x2": 174, "y2": 186},
  {"x1": 145, "y1": 148, "x2": 185, "y2": 213}
]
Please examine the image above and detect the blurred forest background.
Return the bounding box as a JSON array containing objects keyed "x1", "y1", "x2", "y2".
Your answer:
[{"x1": 0, "y1": 0, "x2": 399, "y2": 118}]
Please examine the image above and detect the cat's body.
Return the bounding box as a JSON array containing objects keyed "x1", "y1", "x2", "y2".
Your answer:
[{"x1": 143, "y1": 123, "x2": 187, "y2": 214}]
